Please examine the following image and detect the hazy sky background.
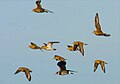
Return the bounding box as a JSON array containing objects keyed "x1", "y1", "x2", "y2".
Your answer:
[{"x1": 0, "y1": 0, "x2": 120, "y2": 84}]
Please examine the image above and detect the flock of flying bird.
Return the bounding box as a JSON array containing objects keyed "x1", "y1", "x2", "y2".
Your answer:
[{"x1": 14, "y1": 0, "x2": 111, "y2": 81}]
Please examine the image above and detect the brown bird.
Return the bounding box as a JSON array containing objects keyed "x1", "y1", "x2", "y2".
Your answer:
[
  {"x1": 55, "y1": 61, "x2": 77, "y2": 75},
  {"x1": 93, "y1": 13, "x2": 110, "y2": 37},
  {"x1": 14, "y1": 67, "x2": 32, "y2": 81},
  {"x1": 53, "y1": 55, "x2": 66, "y2": 61},
  {"x1": 29, "y1": 42, "x2": 42, "y2": 51},
  {"x1": 73, "y1": 41, "x2": 87, "y2": 56},
  {"x1": 41, "y1": 41, "x2": 60, "y2": 51},
  {"x1": 32, "y1": 0, "x2": 53, "y2": 13},
  {"x1": 94, "y1": 60, "x2": 107, "y2": 73}
]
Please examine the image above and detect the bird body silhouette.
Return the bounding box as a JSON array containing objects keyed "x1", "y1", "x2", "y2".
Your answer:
[
  {"x1": 32, "y1": 0, "x2": 53, "y2": 13},
  {"x1": 29, "y1": 42, "x2": 42, "y2": 51},
  {"x1": 41, "y1": 42, "x2": 60, "y2": 51},
  {"x1": 14, "y1": 67, "x2": 32, "y2": 81},
  {"x1": 94, "y1": 60, "x2": 107, "y2": 73}
]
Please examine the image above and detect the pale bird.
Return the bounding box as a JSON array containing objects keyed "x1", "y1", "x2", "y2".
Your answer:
[
  {"x1": 73, "y1": 41, "x2": 87, "y2": 56},
  {"x1": 53, "y1": 55, "x2": 66, "y2": 61},
  {"x1": 94, "y1": 60, "x2": 107, "y2": 73},
  {"x1": 93, "y1": 13, "x2": 110, "y2": 37},
  {"x1": 14, "y1": 67, "x2": 32, "y2": 81},
  {"x1": 56, "y1": 61, "x2": 77, "y2": 75},
  {"x1": 32, "y1": 0, "x2": 53, "y2": 13},
  {"x1": 41, "y1": 41, "x2": 60, "y2": 51},
  {"x1": 29, "y1": 42, "x2": 42, "y2": 51}
]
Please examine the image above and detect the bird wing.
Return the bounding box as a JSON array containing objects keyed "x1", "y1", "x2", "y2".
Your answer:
[
  {"x1": 67, "y1": 45, "x2": 72, "y2": 47},
  {"x1": 36, "y1": 0, "x2": 42, "y2": 9},
  {"x1": 25, "y1": 70, "x2": 31, "y2": 81},
  {"x1": 47, "y1": 42, "x2": 60, "y2": 47},
  {"x1": 79, "y1": 45, "x2": 84, "y2": 56},
  {"x1": 54, "y1": 55, "x2": 66, "y2": 61},
  {"x1": 73, "y1": 44, "x2": 79, "y2": 51},
  {"x1": 57, "y1": 61, "x2": 66, "y2": 71},
  {"x1": 95, "y1": 13, "x2": 103, "y2": 32},
  {"x1": 100, "y1": 62, "x2": 106, "y2": 73},
  {"x1": 94, "y1": 63, "x2": 99, "y2": 72},
  {"x1": 14, "y1": 69, "x2": 21, "y2": 74}
]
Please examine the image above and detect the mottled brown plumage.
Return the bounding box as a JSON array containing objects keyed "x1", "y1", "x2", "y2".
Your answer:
[
  {"x1": 94, "y1": 60, "x2": 107, "y2": 73},
  {"x1": 14, "y1": 67, "x2": 32, "y2": 81},
  {"x1": 93, "y1": 13, "x2": 110, "y2": 37},
  {"x1": 53, "y1": 55, "x2": 66, "y2": 61},
  {"x1": 73, "y1": 41, "x2": 87, "y2": 56}
]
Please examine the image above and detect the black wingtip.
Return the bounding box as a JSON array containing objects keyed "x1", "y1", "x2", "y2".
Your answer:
[{"x1": 104, "y1": 34, "x2": 111, "y2": 37}]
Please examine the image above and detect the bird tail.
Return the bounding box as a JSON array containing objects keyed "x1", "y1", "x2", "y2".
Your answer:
[
  {"x1": 104, "y1": 34, "x2": 110, "y2": 37},
  {"x1": 104, "y1": 62, "x2": 108, "y2": 64},
  {"x1": 84, "y1": 43, "x2": 88, "y2": 45},
  {"x1": 69, "y1": 70, "x2": 77, "y2": 73},
  {"x1": 45, "y1": 9, "x2": 54, "y2": 13}
]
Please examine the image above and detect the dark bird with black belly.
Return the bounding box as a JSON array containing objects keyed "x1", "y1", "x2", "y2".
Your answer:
[{"x1": 55, "y1": 61, "x2": 77, "y2": 75}]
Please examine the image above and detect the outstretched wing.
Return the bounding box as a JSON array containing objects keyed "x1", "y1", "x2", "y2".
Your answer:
[
  {"x1": 73, "y1": 41, "x2": 80, "y2": 51},
  {"x1": 57, "y1": 61, "x2": 66, "y2": 71},
  {"x1": 78, "y1": 44, "x2": 84, "y2": 56},
  {"x1": 36, "y1": 0, "x2": 42, "y2": 9},
  {"x1": 94, "y1": 63, "x2": 99, "y2": 72},
  {"x1": 67, "y1": 45, "x2": 72, "y2": 47},
  {"x1": 95, "y1": 13, "x2": 102, "y2": 32},
  {"x1": 25, "y1": 70, "x2": 31, "y2": 81},
  {"x1": 54, "y1": 55, "x2": 66, "y2": 61},
  {"x1": 100, "y1": 62, "x2": 106, "y2": 73},
  {"x1": 14, "y1": 69, "x2": 21, "y2": 74},
  {"x1": 47, "y1": 42, "x2": 60, "y2": 47}
]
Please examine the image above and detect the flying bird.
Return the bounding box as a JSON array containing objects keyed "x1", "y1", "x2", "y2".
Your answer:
[
  {"x1": 55, "y1": 61, "x2": 77, "y2": 75},
  {"x1": 93, "y1": 13, "x2": 110, "y2": 37},
  {"x1": 41, "y1": 41, "x2": 60, "y2": 51},
  {"x1": 53, "y1": 55, "x2": 66, "y2": 61},
  {"x1": 14, "y1": 67, "x2": 32, "y2": 81},
  {"x1": 94, "y1": 60, "x2": 107, "y2": 73},
  {"x1": 32, "y1": 0, "x2": 53, "y2": 13},
  {"x1": 73, "y1": 41, "x2": 87, "y2": 56},
  {"x1": 29, "y1": 42, "x2": 42, "y2": 51}
]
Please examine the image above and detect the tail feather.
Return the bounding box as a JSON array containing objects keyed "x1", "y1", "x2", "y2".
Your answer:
[
  {"x1": 104, "y1": 34, "x2": 110, "y2": 37},
  {"x1": 46, "y1": 9, "x2": 54, "y2": 13},
  {"x1": 69, "y1": 70, "x2": 77, "y2": 73}
]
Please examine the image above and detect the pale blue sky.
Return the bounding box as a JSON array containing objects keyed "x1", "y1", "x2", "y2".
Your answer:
[{"x1": 0, "y1": 0, "x2": 120, "y2": 84}]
